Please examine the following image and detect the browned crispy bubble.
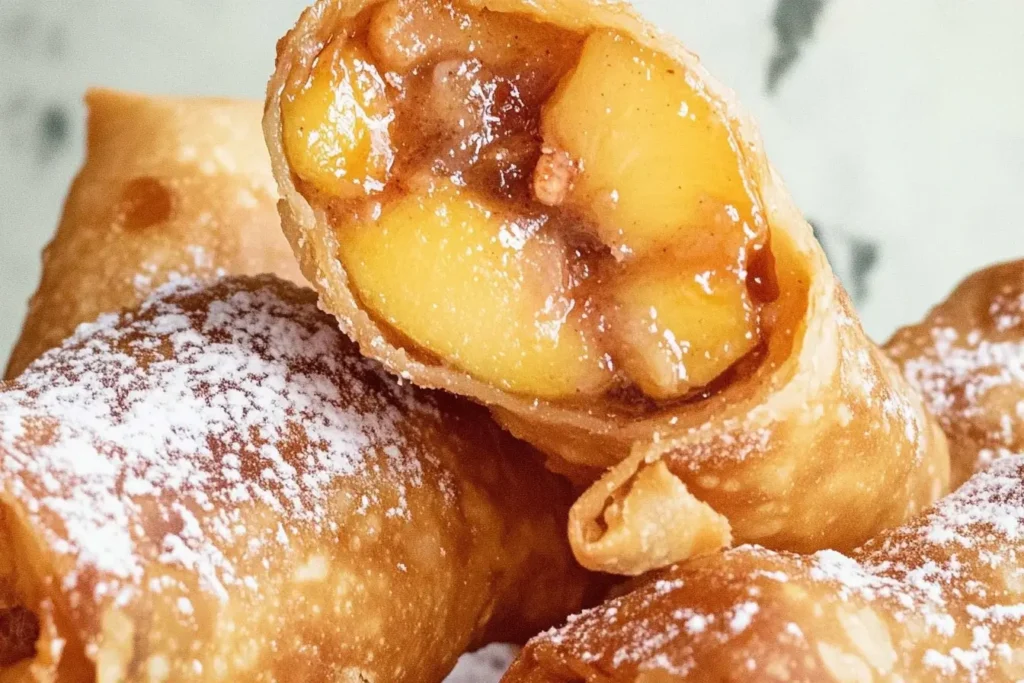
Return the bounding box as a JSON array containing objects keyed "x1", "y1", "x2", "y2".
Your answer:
[{"x1": 4, "y1": 89, "x2": 304, "y2": 381}]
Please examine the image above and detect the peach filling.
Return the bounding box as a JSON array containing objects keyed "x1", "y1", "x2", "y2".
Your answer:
[
  {"x1": 338, "y1": 179, "x2": 610, "y2": 398},
  {"x1": 282, "y1": 38, "x2": 394, "y2": 198},
  {"x1": 283, "y1": 0, "x2": 773, "y2": 403}
]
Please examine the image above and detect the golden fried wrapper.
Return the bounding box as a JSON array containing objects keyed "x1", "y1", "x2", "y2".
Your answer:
[
  {"x1": 4, "y1": 89, "x2": 303, "y2": 380},
  {"x1": 887, "y1": 260, "x2": 1024, "y2": 488},
  {"x1": 264, "y1": 0, "x2": 949, "y2": 574},
  {"x1": 0, "y1": 276, "x2": 593, "y2": 682},
  {"x1": 506, "y1": 454, "x2": 1024, "y2": 682}
]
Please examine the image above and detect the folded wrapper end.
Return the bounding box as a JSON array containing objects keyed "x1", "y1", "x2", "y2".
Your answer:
[{"x1": 569, "y1": 447, "x2": 732, "y2": 576}]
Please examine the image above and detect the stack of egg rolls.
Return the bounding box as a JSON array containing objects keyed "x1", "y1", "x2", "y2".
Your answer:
[{"x1": 6, "y1": 0, "x2": 1019, "y2": 680}]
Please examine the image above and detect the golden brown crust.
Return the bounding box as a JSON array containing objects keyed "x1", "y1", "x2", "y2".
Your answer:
[
  {"x1": 563, "y1": 176, "x2": 949, "y2": 573},
  {"x1": 886, "y1": 260, "x2": 1024, "y2": 488},
  {"x1": 4, "y1": 89, "x2": 304, "y2": 381},
  {"x1": 507, "y1": 455, "x2": 1024, "y2": 682},
  {"x1": 265, "y1": 0, "x2": 949, "y2": 574},
  {"x1": 0, "y1": 276, "x2": 592, "y2": 682}
]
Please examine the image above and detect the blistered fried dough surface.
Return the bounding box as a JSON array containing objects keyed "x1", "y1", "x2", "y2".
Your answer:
[
  {"x1": 886, "y1": 260, "x2": 1024, "y2": 488},
  {"x1": 4, "y1": 89, "x2": 303, "y2": 381},
  {"x1": 507, "y1": 454, "x2": 1024, "y2": 682},
  {"x1": 266, "y1": 0, "x2": 950, "y2": 574},
  {"x1": 0, "y1": 276, "x2": 591, "y2": 682}
]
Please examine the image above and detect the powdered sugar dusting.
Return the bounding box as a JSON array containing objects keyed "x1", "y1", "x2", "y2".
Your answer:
[
  {"x1": 522, "y1": 456, "x2": 1024, "y2": 681},
  {"x1": 900, "y1": 325, "x2": 1024, "y2": 463},
  {"x1": 886, "y1": 261, "x2": 1024, "y2": 481},
  {"x1": 0, "y1": 276, "x2": 441, "y2": 606},
  {"x1": 132, "y1": 244, "x2": 231, "y2": 298}
]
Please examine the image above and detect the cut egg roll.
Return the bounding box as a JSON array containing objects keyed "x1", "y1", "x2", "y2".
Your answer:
[
  {"x1": 0, "y1": 275, "x2": 593, "y2": 682},
  {"x1": 887, "y1": 260, "x2": 1024, "y2": 489},
  {"x1": 264, "y1": 0, "x2": 949, "y2": 574},
  {"x1": 4, "y1": 89, "x2": 303, "y2": 380},
  {"x1": 505, "y1": 454, "x2": 1024, "y2": 682}
]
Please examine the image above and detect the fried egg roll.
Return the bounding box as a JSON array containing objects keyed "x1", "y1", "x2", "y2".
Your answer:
[
  {"x1": 264, "y1": 0, "x2": 949, "y2": 574},
  {"x1": 506, "y1": 454, "x2": 1024, "y2": 682},
  {"x1": 4, "y1": 89, "x2": 303, "y2": 380},
  {"x1": 0, "y1": 275, "x2": 591, "y2": 682},
  {"x1": 887, "y1": 260, "x2": 1024, "y2": 488}
]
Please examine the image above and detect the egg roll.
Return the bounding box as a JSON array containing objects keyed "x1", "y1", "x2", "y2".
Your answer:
[
  {"x1": 0, "y1": 275, "x2": 592, "y2": 682},
  {"x1": 264, "y1": 0, "x2": 949, "y2": 574},
  {"x1": 887, "y1": 259, "x2": 1024, "y2": 488},
  {"x1": 506, "y1": 453, "x2": 1024, "y2": 682},
  {"x1": 4, "y1": 88, "x2": 303, "y2": 380}
]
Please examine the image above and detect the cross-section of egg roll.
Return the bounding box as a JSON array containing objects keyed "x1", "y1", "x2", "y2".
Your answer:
[
  {"x1": 264, "y1": 0, "x2": 949, "y2": 574},
  {"x1": 4, "y1": 89, "x2": 303, "y2": 380},
  {"x1": 886, "y1": 259, "x2": 1024, "y2": 488},
  {"x1": 505, "y1": 453, "x2": 1024, "y2": 682},
  {"x1": 0, "y1": 275, "x2": 592, "y2": 682}
]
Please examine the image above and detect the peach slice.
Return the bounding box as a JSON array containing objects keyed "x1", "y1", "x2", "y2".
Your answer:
[
  {"x1": 337, "y1": 180, "x2": 610, "y2": 398},
  {"x1": 282, "y1": 38, "x2": 394, "y2": 199},
  {"x1": 539, "y1": 30, "x2": 763, "y2": 258},
  {"x1": 607, "y1": 261, "x2": 758, "y2": 400}
]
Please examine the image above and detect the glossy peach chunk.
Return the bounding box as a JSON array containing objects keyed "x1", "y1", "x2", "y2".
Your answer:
[
  {"x1": 607, "y1": 263, "x2": 758, "y2": 400},
  {"x1": 337, "y1": 180, "x2": 610, "y2": 398},
  {"x1": 282, "y1": 38, "x2": 394, "y2": 198},
  {"x1": 539, "y1": 30, "x2": 763, "y2": 257}
]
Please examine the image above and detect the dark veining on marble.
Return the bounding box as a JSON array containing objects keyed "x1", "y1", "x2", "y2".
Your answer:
[
  {"x1": 849, "y1": 239, "x2": 879, "y2": 303},
  {"x1": 0, "y1": 14, "x2": 38, "y2": 51},
  {"x1": 0, "y1": 12, "x2": 65, "y2": 58},
  {"x1": 38, "y1": 105, "x2": 70, "y2": 159},
  {"x1": 767, "y1": 0, "x2": 828, "y2": 93},
  {"x1": 812, "y1": 221, "x2": 880, "y2": 305}
]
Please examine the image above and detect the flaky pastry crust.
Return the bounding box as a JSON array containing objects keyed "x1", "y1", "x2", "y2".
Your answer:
[
  {"x1": 0, "y1": 276, "x2": 591, "y2": 682},
  {"x1": 507, "y1": 454, "x2": 1024, "y2": 682},
  {"x1": 887, "y1": 260, "x2": 1024, "y2": 488}
]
